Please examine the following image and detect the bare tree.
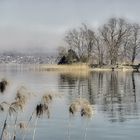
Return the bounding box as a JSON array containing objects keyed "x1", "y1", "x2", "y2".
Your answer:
[
  {"x1": 119, "y1": 35, "x2": 131, "y2": 64},
  {"x1": 125, "y1": 24, "x2": 140, "y2": 64},
  {"x1": 100, "y1": 18, "x2": 130, "y2": 65},
  {"x1": 57, "y1": 46, "x2": 67, "y2": 57},
  {"x1": 65, "y1": 28, "x2": 83, "y2": 59},
  {"x1": 92, "y1": 34, "x2": 106, "y2": 66},
  {"x1": 80, "y1": 24, "x2": 95, "y2": 60},
  {"x1": 63, "y1": 17, "x2": 140, "y2": 65},
  {"x1": 65, "y1": 24, "x2": 95, "y2": 62}
]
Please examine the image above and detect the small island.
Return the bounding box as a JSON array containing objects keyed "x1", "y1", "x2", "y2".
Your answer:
[{"x1": 43, "y1": 18, "x2": 140, "y2": 72}]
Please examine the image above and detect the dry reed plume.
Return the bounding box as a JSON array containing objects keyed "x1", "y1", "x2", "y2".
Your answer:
[
  {"x1": 0, "y1": 86, "x2": 30, "y2": 140},
  {"x1": 31, "y1": 93, "x2": 54, "y2": 140},
  {"x1": 18, "y1": 122, "x2": 27, "y2": 131},
  {"x1": 31, "y1": 91, "x2": 63, "y2": 140},
  {"x1": 68, "y1": 98, "x2": 94, "y2": 140},
  {"x1": 0, "y1": 79, "x2": 8, "y2": 93},
  {"x1": 69, "y1": 98, "x2": 93, "y2": 118}
]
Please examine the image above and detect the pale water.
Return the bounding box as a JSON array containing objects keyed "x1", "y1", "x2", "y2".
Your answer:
[{"x1": 0, "y1": 65, "x2": 140, "y2": 140}]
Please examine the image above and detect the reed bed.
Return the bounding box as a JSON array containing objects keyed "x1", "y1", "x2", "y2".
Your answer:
[
  {"x1": 0, "y1": 79, "x2": 94, "y2": 140},
  {"x1": 68, "y1": 98, "x2": 94, "y2": 140},
  {"x1": 39, "y1": 63, "x2": 90, "y2": 72}
]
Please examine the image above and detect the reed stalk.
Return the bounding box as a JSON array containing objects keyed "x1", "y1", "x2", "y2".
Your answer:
[{"x1": 32, "y1": 117, "x2": 38, "y2": 140}]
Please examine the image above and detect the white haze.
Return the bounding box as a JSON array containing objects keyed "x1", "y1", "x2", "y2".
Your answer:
[{"x1": 0, "y1": 0, "x2": 140, "y2": 54}]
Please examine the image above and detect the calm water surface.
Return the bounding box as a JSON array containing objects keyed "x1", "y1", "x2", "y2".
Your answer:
[{"x1": 0, "y1": 65, "x2": 140, "y2": 140}]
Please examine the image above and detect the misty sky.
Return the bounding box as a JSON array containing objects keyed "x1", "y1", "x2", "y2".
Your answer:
[{"x1": 0, "y1": 0, "x2": 140, "y2": 54}]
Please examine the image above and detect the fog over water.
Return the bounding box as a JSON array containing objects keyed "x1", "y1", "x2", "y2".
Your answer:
[{"x1": 0, "y1": 0, "x2": 140, "y2": 53}]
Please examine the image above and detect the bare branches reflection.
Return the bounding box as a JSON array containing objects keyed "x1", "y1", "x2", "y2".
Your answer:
[{"x1": 58, "y1": 71, "x2": 140, "y2": 122}]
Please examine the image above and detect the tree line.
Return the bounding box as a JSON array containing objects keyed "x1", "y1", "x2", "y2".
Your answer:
[{"x1": 58, "y1": 17, "x2": 140, "y2": 66}]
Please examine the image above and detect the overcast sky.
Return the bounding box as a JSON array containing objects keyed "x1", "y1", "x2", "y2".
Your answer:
[{"x1": 0, "y1": 0, "x2": 140, "y2": 54}]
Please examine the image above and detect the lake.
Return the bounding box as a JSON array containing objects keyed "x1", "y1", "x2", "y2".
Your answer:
[{"x1": 0, "y1": 65, "x2": 140, "y2": 140}]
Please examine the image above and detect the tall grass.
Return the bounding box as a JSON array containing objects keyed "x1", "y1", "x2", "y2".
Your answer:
[
  {"x1": 0, "y1": 81, "x2": 94, "y2": 140},
  {"x1": 39, "y1": 63, "x2": 90, "y2": 72},
  {"x1": 68, "y1": 98, "x2": 94, "y2": 140},
  {"x1": 0, "y1": 86, "x2": 30, "y2": 140}
]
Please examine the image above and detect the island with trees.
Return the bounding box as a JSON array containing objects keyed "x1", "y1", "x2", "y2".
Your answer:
[{"x1": 55, "y1": 17, "x2": 140, "y2": 71}]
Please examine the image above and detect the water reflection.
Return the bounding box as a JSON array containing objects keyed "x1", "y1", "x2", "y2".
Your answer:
[
  {"x1": 132, "y1": 72, "x2": 136, "y2": 102},
  {"x1": 1, "y1": 66, "x2": 140, "y2": 140},
  {"x1": 58, "y1": 71, "x2": 140, "y2": 122}
]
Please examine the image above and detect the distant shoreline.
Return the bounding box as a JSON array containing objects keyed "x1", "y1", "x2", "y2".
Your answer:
[
  {"x1": 38, "y1": 64, "x2": 139, "y2": 72},
  {"x1": 0, "y1": 63, "x2": 139, "y2": 72}
]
